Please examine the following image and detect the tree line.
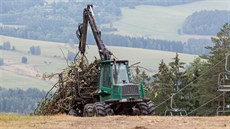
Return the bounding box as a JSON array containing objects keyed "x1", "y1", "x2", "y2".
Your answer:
[
  {"x1": 89, "y1": 0, "x2": 199, "y2": 9},
  {"x1": 100, "y1": 34, "x2": 212, "y2": 55},
  {"x1": 182, "y1": 10, "x2": 230, "y2": 35},
  {"x1": 0, "y1": 0, "x2": 44, "y2": 13},
  {"x1": 0, "y1": 26, "x2": 212, "y2": 55},
  {"x1": 0, "y1": 87, "x2": 46, "y2": 114}
]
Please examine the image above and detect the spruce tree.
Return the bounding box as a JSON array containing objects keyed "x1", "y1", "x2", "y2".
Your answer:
[
  {"x1": 195, "y1": 23, "x2": 230, "y2": 115},
  {"x1": 152, "y1": 59, "x2": 174, "y2": 115},
  {"x1": 169, "y1": 53, "x2": 185, "y2": 91},
  {"x1": 179, "y1": 57, "x2": 207, "y2": 114}
]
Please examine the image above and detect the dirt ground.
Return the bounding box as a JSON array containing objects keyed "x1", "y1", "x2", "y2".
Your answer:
[{"x1": 0, "y1": 114, "x2": 230, "y2": 129}]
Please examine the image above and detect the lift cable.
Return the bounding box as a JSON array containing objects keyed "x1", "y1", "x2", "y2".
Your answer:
[
  {"x1": 154, "y1": 57, "x2": 226, "y2": 110},
  {"x1": 187, "y1": 92, "x2": 224, "y2": 115}
]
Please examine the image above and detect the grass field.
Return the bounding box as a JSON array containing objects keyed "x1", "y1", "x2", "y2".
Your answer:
[
  {"x1": 0, "y1": 35, "x2": 196, "y2": 90},
  {"x1": 112, "y1": 0, "x2": 230, "y2": 41}
]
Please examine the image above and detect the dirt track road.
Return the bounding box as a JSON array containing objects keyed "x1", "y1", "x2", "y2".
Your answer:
[{"x1": 0, "y1": 114, "x2": 230, "y2": 129}]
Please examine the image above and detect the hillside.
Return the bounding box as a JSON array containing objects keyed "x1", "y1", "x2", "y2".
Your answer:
[
  {"x1": 1, "y1": 0, "x2": 228, "y2": 55},
  {"x1": 0, "y1": 114, "x2": 229, "y2": 129},
  {"x1": 0, "y1": 35, "x2": 195, "y2": 90},
  {"x1": 111, "y1": 0, "x2": 229, "y2": 41}
]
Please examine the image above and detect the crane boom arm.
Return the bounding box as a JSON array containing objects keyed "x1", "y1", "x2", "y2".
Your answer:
[{"x1": 76, "y1": 4, "x2": 111, "y2": 60}]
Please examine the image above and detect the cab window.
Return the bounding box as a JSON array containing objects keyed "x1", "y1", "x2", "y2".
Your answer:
[{"x1": 100, "y1": 64, "x2": 112, "y2": 87}]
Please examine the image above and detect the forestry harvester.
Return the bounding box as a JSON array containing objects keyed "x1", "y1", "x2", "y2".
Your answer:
[{"x1": 34, "y1": 4, "x2": 154, "y2": 117}]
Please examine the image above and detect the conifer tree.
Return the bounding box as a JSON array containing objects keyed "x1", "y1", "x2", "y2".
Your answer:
[
  {"x1": 169, "y1": 53, "x2": 185, "y2": 91},
  {"x1": 179, "y1": 57, "x2": 207, "y2": 114},
  {"x1": 195, "y1": 23, "x2": 230, "y2": 115},
  {"x1": 152, "y1": 59, "x2": 174, "y2": 115},
  {"x1": 131, "y1": 66, "x2": 150, "y2": 83}
]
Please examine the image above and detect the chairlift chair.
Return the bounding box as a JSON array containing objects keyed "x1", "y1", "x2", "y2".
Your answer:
[
  {"x1": 217, "y1": 72, "x2": 230, "y2": 92},
  {"x1": 216, "y1": 54, "x2": 230, "y2": 115},
  {"x1": 164, "y1": 93, "x2": 187, "y2": 116}
]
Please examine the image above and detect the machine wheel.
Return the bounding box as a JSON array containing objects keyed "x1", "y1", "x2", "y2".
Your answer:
[
  {"x1": 136, "y1": 102, "x2": 148, "y2": 115},
  {"x1": 147, "y1": 101, "x2": 155, "y2": 115},
  {"x1": 68, "y1": 109, "x2": 78, "y2": 116},
  {"x1": 93, "y1": 102, "x2": 106, "y2": 117},
  {"x1": 83, "y1": 104, "x2": 94, "y2": 117},
  {"x1": 105, "y1": 104, "x2": 114, "y2": 116}
]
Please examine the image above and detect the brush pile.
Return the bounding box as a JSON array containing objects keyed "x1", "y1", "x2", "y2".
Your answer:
[{"x1": 34, "y1": 55, "x2": 100, "y2": 115}]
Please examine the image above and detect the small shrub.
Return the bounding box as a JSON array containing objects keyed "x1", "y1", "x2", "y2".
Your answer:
[
  {"x1": 12, "y1": 46, "x2": 16, "y2": 51},
  {"x1": 30, "y1": 46, "x2": 41, "y2": 55},
  {"x1": 0, "y1": 58, "x2": 4, "y2": 66},
  {"x1": 21, "y1": 56, "x2": 28, "y2": 64},
  {"x1": 3, "y1": 41, "x2": 11, "y2": 50}
]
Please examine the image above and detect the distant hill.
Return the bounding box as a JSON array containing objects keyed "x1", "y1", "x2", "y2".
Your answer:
[
  {"x1": 0, "y1": 35, "x2": 196, "y2": 90},
  {"x1": 0, "y1": 0, "x2": 227, "y2": 54},
  {"x1": 111, "y1": 0, "x2": 229, "y2": 41}
]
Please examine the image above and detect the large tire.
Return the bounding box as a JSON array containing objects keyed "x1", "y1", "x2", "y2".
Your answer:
[
  {"x1": 105, "y1": 104, "x2": 114, "y2": 116},
  {"x1": 83, "y1": 104, "x2": 94, "y2": 117},
  {"x1": 93, "y1": 102, "x2": 106, "y2": 117},
  {"x1": 136, "y1": 102, "x2": 148, "y2": 115},
  {"x1": 147, "y1": 101, "x2": 155, "y2": 115},
  {"x1": 68, "y1": 109, "x2": 77, "y2": 116}
]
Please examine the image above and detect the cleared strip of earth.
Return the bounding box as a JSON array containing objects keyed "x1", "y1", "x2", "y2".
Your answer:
[{"x1": 0, "y1": 114, "x2": 229, "y2": 129}]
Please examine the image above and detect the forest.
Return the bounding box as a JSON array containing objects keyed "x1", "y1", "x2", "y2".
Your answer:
[
  {"x1": 150, "y1": 23, "x2": 230, "y2": 115},
  {"x1": 0, "y1": 87, "x2": 46, "y2": 114},
  {"x1": 183, "y1": 10, "x2": 230, "y2": 35},
  {"x1": 0, "y1": 0, "x2": 221, "y2": 55}
]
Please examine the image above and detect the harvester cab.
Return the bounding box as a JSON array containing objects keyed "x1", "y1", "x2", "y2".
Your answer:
[{"x1": 97, "y1": 60, "x2": 145, "y2": 101}]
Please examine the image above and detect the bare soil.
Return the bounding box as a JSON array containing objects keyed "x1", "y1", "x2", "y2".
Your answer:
[{"x1": 0, "y1": 114, "x2": 229, "y2": 129}]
